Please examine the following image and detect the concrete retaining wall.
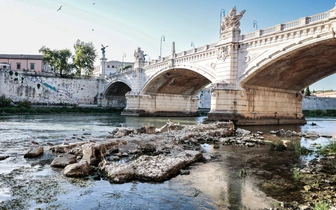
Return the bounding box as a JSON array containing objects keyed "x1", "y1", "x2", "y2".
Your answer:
[
  {"x1": 0, "y1": 71, "x2": 98, "y2": 105},
  {"x1": 302, "y1": 96, "x2": 336, "y2": 110}
]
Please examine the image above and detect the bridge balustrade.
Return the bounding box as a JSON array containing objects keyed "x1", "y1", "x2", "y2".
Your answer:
[
  {"x1": 144, "y1": 44, "x2": 216, "y2": 71},
  {"x1": 260, "y1": 26, "x2": 276, "y2": 36},
  {"x1": 306, "y1": 12, "x2": 329, "y2": 23},
  {"x1": 242, "y1": 9, "x2": 331, "y2": 44},
  {"x1": 281, "y1": 20, "x2": 301, "y2": 30}
]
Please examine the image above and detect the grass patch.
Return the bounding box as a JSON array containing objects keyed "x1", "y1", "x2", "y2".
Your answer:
[
  {"x1": 314, "y1": 201, "x2": 330, "y2": 210},
  {"x1": 303, "y1": 109, "x2": 336, "y2": 117},
  {"x1": 0, "y1": 106, "x2": 123, "y2": 114},
  {"x1": 292, "y1": 169, "x2": 304, "y2": 183},
  {"x1": 318, "y1": 141, "x2": 336, "y2": 156},
  {"x1": 291, "y1": 142, "x2": 313, "y2": 157}
]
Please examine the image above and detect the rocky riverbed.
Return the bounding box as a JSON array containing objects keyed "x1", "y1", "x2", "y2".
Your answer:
[{"x1": 1, "y1": 120, "x2": 336, "y2": 209}]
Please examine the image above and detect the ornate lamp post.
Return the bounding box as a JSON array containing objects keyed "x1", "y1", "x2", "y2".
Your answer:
[
  {"x1": 160, "y1": 35, "x2": 165, "y2": 59},
  {"x1": 253, "y1": 20, "x2": 258, "y2": 30},
  {"x1": 122, "y1": 53, "x2": 126, "y2": 70},
  {"x1": 219, "y1": 9, "x2": 225, "y2": 36}
]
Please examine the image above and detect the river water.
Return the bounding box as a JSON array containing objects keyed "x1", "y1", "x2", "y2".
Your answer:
[{"x1": 0, "y1": 114, "x2": 335, "y2": 210}]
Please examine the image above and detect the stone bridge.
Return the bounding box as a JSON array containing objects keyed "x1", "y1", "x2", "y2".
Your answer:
[{"x1": 98, "y1": 6, "x2": 336, "y2": 125}]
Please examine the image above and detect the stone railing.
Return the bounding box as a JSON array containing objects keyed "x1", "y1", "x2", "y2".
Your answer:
[
  {"x1": 143, "y1": 43, "x2": 216, "y2": 69},
  {"x1": 241, "y1": 9, "x2": 332, "y2": 41}
]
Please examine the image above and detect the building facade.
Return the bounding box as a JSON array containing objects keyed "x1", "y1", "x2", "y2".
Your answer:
[
  {"x1": 0, "y1": 54, "x2": 45, "y2": 72},
  {"x1": 93, "y1": 60, "x2": 134, "y2": 76}
]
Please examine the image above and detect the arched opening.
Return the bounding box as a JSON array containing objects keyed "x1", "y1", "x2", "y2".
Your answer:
[
  {"x1": 122, "y1": 68, "x2": 212, "y2": 117},
  {"x1": 231, "y1": 39, "x2": 336, "y2": 124},
  {"x1": 241, "y1": 39, "x2": 336, "y2": 91},
  {"x1": 302, "y1": 73, "x2": 336, "y2": 111},
  {"x1": 143, "y1": 68, "x2": 211, "y2": 95},
  {"x1": 104, "y1": 81, "x2": 131, "y2": 108}
]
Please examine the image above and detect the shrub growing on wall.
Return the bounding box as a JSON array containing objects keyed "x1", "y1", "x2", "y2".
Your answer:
[
  {"x1": 18, "y1": 100, "x2": 32, "y2": 109},
  {"x1": 0, "y1": 95, "x2": 11, "y2": 107}
]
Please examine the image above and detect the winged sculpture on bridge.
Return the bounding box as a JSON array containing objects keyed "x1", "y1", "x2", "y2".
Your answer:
[{"x1": 221, "y1": 6, "x2": 246, "y2": 33}]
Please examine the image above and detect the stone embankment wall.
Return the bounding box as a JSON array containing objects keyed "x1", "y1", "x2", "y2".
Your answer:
[
  {"x1": 1, "y1": 71, "x2": 333, "y2": 111},
  {"x1": 0, "y1": 71, "x2": 98, "y2": 105},
  {"x1": 302, "y1": 96, "x2": 336, "y2": 110}
]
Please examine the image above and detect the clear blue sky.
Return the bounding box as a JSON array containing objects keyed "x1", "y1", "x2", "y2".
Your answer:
[{"x1": 1, "y1": 0, "x2": 336, "y2": 90}]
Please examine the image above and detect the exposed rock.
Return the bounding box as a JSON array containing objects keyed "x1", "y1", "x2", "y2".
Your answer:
[
  {"x1": 321, "y1": 134, "x2": 332, "y2": 138},
  {"x1": 236, "y1": 128, "x2": 251, "y2": 135},
  {"x1": 63, "y1": 160, "x2": 91, "y2": 177},
  {"x1": 180, "y1": 169, "x2": 190, "y2": 175},
  {"x1": 107, "y1": 156, "x2": 120, "y2": 161},
  {"x1": 82, "y1": 143, "x2": 106, "y2": 166},
  {"x1": 50, "y1": 153, "x2": 77, "y2": 168},
  {"x1": 100, "y1": 163, "x2": 135, "y2": 183},
  {"x1": 134, "y1": 150, "x2": 202, "y2": 182},
  {"x1": 50, "y1": 142, "x2": 85, "y2": 154},
  {"x1": 113, "y1": 128, "x2": 134, "y2": 138},
  {"x1": 145, "y1": 124, "x2": 156, "y2": 134},
  {"x1": 100, "y1": 150, "x2": 202, "y2": 183},
  {"x1": 24, "y1": 146, "x2": 44, "y2": 158},
  {"x1": 304, "y1": 131, "x2": 320, "y2": 139},
  {"x1": 0, "y1": 155, "x2": 9, "y2": 161}
]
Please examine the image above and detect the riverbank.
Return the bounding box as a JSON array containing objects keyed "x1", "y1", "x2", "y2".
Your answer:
[
  {"x1": 0, "y1": 105, "x2": 123, "y2": 114},
  {"x1": 303, "y1": 109, "x2": 336, "y2": 117}
]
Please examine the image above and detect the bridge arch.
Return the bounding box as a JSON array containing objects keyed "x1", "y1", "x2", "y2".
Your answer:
[
  {"x1": 103, "y1": 79, "x2": 132, "y2": 108},
  {"x1": 240, "y1": 37, "x2": 336, "y2": 92},
  {"x1": 142, "y1": 64, "x2": 215, "y2": 95}
]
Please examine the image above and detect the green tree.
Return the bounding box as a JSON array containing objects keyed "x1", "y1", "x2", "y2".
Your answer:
[
  {"x1": 304, "y1": 86, "x2": 311, "y2": 97},
  {"x1": 39, "y1": 46, "x2": 56, "y2": 72},
  {"x1": 39, "y1": 46, "x2": 73, "y2": 77},
  {"x1": 55, "y1": 49, "x2": 73, "y2": 76},
  {"x1": 119, "y1": 64, "x2": 132, "y2": 72},
  {"x1": 73, "y1": 39, "x2": 97, "y2": 77}
]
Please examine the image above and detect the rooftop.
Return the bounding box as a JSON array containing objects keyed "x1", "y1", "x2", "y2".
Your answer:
[{"x1": 0, "y1": 54, "x2": 43, "y2": 60}]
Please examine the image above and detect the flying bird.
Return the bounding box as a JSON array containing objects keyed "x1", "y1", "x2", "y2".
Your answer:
[
  {"x1": 93, "y1": 2, "x2": 95, "y2": 5},
  {"x1": 57, "y1": 5, "x2": 62, "y2": 12},
  {"x1": 92, "y1": 29, "x2": 94, "y2": 31}
]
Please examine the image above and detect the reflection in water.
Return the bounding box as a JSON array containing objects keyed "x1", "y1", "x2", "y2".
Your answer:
[{"x1": 0, "y1": 114, "x2": 335, "y2": 209}]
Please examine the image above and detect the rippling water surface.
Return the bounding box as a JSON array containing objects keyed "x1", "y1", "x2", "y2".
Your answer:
[{"x1": 0, "y1": 114, "x2": 335, "y2": 209}]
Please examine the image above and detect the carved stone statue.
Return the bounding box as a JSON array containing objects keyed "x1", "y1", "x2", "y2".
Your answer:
[
  {"x1": 217, "y1": 46, "x2": 230, "y2": 61},
  {"x1": 134, "y1": 47, "x2": 145, "y2": 60},
  {"x1": 101, "y1": 44, "x2": 108, "y2": 57},
  {"x1": 221, "y1": 6, "x2": 246, "y2": 32}
]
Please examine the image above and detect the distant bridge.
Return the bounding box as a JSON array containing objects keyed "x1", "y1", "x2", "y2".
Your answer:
[{"x1": 98, "y1": 6, "x2": 336, "y2": 125}]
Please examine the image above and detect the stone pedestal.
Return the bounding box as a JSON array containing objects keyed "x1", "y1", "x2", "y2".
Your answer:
[
  {"x1": 100, "y1": 57, "x2": 107, "y2": 75},
  {"x1": 121, "y1": 93, "x2": 199, "y2": 117},
  {"x1": 207, "y1": 86, "x2": 306, "y2": 125}
]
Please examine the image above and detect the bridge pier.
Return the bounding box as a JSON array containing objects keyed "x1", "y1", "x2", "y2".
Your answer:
[
  {"x1": 121, "y1": 93, "x2": 199, "y2": 117},
  {"x1": 207, "y1": 86, "x2": 306, "y2": 125}
]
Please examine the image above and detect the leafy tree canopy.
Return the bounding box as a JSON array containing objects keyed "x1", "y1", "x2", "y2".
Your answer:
[
  {"x1": 39, "y1": 46, "x2": 72, "y2": 76},
  {"x1": 73, "y1": 39, "x2": 97, "y2": 76},
  {"x1": 39, "y1": 40, "x2": 97, "y2": 77},
  {"x1": 304, "y1": 86, "x2": 311, "y2": 97}
]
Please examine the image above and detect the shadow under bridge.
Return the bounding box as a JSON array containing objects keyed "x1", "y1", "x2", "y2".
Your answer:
[{"x1": 104, "y1": 81, "x2": 131, "y2": 108}]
